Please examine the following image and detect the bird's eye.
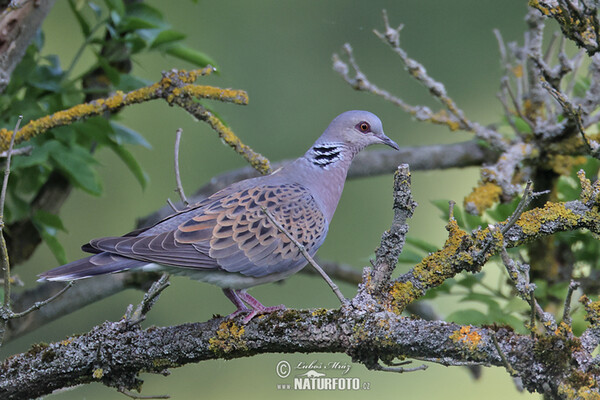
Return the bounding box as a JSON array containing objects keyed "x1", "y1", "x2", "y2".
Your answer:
[{"x1": 356, "y1": 121, "x2": 371, "y2": 133}]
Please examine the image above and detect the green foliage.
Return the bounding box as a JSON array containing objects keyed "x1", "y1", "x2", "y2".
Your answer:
[{"x1": 0, "y1": 1, "x2": 217, "y2": 262}]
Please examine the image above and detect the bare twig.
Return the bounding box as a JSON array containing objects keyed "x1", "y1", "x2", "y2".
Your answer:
[
  {"x1": 501, "y1": 181, "x2": 533, "y2": 235},
  {"x1": 9, "y1": 281, "x2": 73, "y2": 319},
  {"x1": 125, "y1": 273, "x2": 171, "y2": 326},
  {"x1": 0, "y1": 145, "x2": 32, "y2": 158},
  {"x1": 562, "y1": 280, "x2": 580, "y2": 326},
  {"x1": 173, "y1": 128, "x2": 189, "y2": 208},
  {"x1": 372, "y1": 362, "x2": 428, "y2": 373},
  {"x1": 261, "y1": 207, "x2": 348, "y2": 306},
  {"x1": 498, "y1": 245, "x2": 556, "y2": 335},
  {"x1": 333, "y1": 16, "x2": 506, "y2": 149},
  {"x1": 540, "y1": 78, "x2": 594, "y2": 154},
  {"x1": 166, "y1": 198, "x2": 178, "y2": 212},
  {"x1": 491, "y1": 332, "x2": 517, "y2": 376},
  {"x1": 0, "y1": 116, "x2": 21, "y2": 218},
  {"x1": 1, "y1": 116, "x2": 22, "y2": 320},
  {"x1": 118, "y1": 387, "x2": 170, "y2": 399}
]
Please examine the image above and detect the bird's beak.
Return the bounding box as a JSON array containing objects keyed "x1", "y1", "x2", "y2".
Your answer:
[{"x1": 378, "y1": 133, "x2": 400, "y2": 150}]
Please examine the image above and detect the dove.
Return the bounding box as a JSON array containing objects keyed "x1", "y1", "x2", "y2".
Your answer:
[{"x1": 39, "y1": 110, "x2": 399, "y2": 323}]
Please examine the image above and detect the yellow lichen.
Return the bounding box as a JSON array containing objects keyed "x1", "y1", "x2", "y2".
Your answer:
[
  {"x1": 548, "y1": 155, "x2": 587, "y2": 176},
  {"x1": 93, "y1": 368, "x2": 104, "y2": 379},
  {"x1": 558, "y1": 382, "x2": 600, "y2": 400},
  {"x1": 464, "y1": 182, "x2": 502, "y2": 215},
  {"x1": 516, "y1": 202, "x2": 579, "y2": 236},
  {"x1": 311, "y1": 308, "x2": 328, "y2": 317},
  {"x1": 208, "y1": 320, "x2": 248, "y2": 355},
  {"x1": 450, "y1": 326, "x2": 482, "y2": 351},
  {"x1": 389, "y1": 219, "x2": 471, "y2": 313}
]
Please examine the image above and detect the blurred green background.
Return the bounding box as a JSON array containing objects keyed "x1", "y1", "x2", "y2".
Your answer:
[{"x1": 2, "y1": 0, "x2": 542, "y2": 398}]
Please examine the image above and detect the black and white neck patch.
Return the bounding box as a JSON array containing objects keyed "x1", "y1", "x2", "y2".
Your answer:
[{"x1": 310, "y1": 144, "x2": 343, "y2": 168}]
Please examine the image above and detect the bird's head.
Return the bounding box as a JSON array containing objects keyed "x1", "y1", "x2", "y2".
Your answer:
[{"x1": 319, "y1": 110, "x2": 399, "y2": 152}]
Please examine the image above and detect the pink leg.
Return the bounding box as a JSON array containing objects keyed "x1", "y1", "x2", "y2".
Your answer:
[
  {"x1": 222, "y1": 288, "x2": 285, "y2": 324},
  {"x1": 222, "y1": 289, "x2": 250, "y2": 320}
]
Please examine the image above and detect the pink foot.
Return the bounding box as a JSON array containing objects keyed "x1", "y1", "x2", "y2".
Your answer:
[{"x1": 222, "y1": 289, "x2": 285, "y2": 324}]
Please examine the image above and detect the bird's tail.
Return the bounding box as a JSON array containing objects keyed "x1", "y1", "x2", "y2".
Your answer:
[{"x1": 38, "y1": 252, "x2": 145, "y2": 281}]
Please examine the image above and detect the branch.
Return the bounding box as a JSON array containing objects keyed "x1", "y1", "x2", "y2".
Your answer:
[
  {"x1": 388, "y1": 193, "x2": 600, "y2": 313},
  {"x1": 530, "y1": 0, "x2": 600, "y2": 56},
  {"x1": 0, "y1": 68, "x2": 270, "y2": 174},
  {"x1": 5, "y1": 273, "x2": 161, "y2": 342},
  {"x1": 0, "y1": 1, "x2": 57, "y2": 93},
  {"x1": 1, "y1": 307, "x2": 594, "y2": 399},
  {"x1": 367, "y1": 164, "x2": 417, "y2": 293}
]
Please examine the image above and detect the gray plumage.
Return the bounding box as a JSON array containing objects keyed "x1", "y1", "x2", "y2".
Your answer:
[{"x1": 39, "y1": 110, "x2": 399, "y2": 322}]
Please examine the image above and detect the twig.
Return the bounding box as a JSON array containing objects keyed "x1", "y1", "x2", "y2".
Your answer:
[
  {"x1": 562, "y1": 280, "x2": 580, "y2": 326},
  {"x1": 333, "y1": 17, "x2": 506, "y2": 150},
  {"x1": 9, "y1": 281, "x2": 74, "y2": 319},
  {"x1": 540, "y1": 78, "x2": 594, "y2": 154},
  {"x1": 491, "y1": 332, "x2": 518, "y2": 376},
  {"x1": 125, "y1": 273, "x2": 171, "y2": 326},
  {"x1": 498, "y1": 245, "x2": 556, "y2": 335},
  {"x1": 118, "y1": 387, "x2": 170, "y2": 399},
  {"x1": 501, "y1": 78, "x2": 535, "y2": 133},
  {"x1": 173, "y1": 128, "x2": 189, "y2": 208},
  {"x1": 448, "y1": 200, "x2": 456, "y2": 220},
  {"x1": 0, "y1": 145, "x2": 32, "y2": 158},
  {"x1": 1, "y1": 116, "x2": 21, "y2": 316},
  {"x1": 501, "y1": 181, "x2": 533, "y2": 235},
  {"x1": 166, "y1": 198, "x2": 178, "y2": 213},
  {"x1": 372, "y1": 362, "x2": 428, "y2": 373},
  {"x1": 0, "y1": 116, "x2": 21, "y2": 218},
  {"x1": 261, "y1": 207, "x2": 348, "y2": 306}
]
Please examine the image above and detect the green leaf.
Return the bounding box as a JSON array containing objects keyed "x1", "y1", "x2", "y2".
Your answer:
[
  {"x1": 107, "y1": 142, "x2": 149, "y2": 189},
  {"x1": 49, "y1": 144, "x2": 102, "y2": 196},
  {"x1": 460, "y1": 292, "x2": 501, "y2": 311},
  {"x1": 421, "y1": 279, "x2": 455, "y2": 299},
  {"x1": 150, "y1": 29, "x2": 186, "y2": 48},
  {"x1": 513, "y1": 117, "x2": 532, "y2": 134},
  {"x1": 454, "y1": 273, "x2": 484, "y2": 289},
  {"x1": 464, "y1": 212, "x2": 484, "y2": 231},
  {"x1": 119, "y1": 16, "x2": 159, "y2": 31},
  {"x1": 109, "y1": 122, "x2": 151, "y2": 148},
  {"x1": 104, "y1": 0, "x2": 125, "y2": 16},
  {"x1": 32, "y1": 211, "x2": 68, "y2": 265},
  {"x1": 97, "y1": 56, "x2": 121, "y2": 84},
  {"x1": 29, "y1": 57, "x2": 65, "y2": 92},
  {"x1": 431, "y1": 199, "x2": 452, "y2": 219},
  {"x1": 503, "y1": 297, "x2": 531, "y2": 314},
  {"x1": 486, "y1": 197, "x2": 520, "y2": 223},
  {"x1": 486, "y1": 307, "x2": 528, "y2": 334},
  {"x1": 405, "y1": 236, "x2": 438, "y2": 254},
  {"x1": 11, "y1": 142, "x2": 51, "y2": 169},
  {"x1": 446, "y1": 309, "x2": 491, "y2": 325},
  {"x1": 33, "y1": 210, "x2": 66, "y2": 231},
  {"x1": 67, "y1": 0, "x2": 91, "y2": 37},
  {"x1": 120, "y1": 3, "x2": 165, "y2": 31},
  {"x1": 135, "y1": 28, "x2": 163, "y2": 46},
  {"x1": 72, "y1": 117, "x2": 112, "y2": 145},
  {"x1": 165, "y1": 44, "x2": 218, "y2": 69},
  {"x1": 88, "y1": 2, "x2": 102, "y2": 19}
]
